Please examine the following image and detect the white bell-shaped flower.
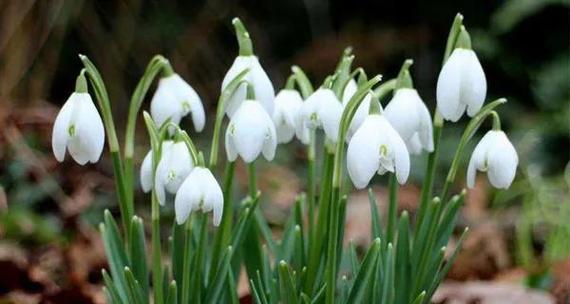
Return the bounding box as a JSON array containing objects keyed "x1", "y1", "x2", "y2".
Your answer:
[
  {"x1": 222, "y1": 56, "x2": 275, "y2": 117},
  {"x1": 52, "y1": 92, "x2": 105, "y2": 165},
  {"x1": 154, "y1": 141, "x2": 194, "y2": 205},
  {"x1": 225, "y1": 100, "x2": 277, "y2": 163},
  {"x1": 150, "y1": 73, "x2": 205, "y2": 131},
  {"x1": 296, "y1": 88, "x2": 343, "y2": 144},
  {"x1": 347, "y1": 114, "x2": 410, "y2": 189},
  {"x1": 384, "y1": 88, "x2": 434, "y2": 154},
  {"x1": 140, "y1": 141, "x2": 174, "y2": 193},
  {"x1": 272, "y1": 89, "x2": 303, "y2": 143},
  {"x1": 436, "y1": 48, "x2": 487, "y2": 122},
  {"x1": 175, "y1": 167, "x2": 224, "y2": 225},
  {"x1": 467, "y1": 130, "x2": 518, "y2": 189},
  {"x1": 342, "y1": 79, "x2": 372, "y2": 142}
]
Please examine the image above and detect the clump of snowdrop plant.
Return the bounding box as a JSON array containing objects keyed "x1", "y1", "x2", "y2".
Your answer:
[{"x1": 51, "y1": 14, "x2": 518, "y2": 304}]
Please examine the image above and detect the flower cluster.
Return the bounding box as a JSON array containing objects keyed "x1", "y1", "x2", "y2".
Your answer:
[{"x1": 50, "y1": 14, "x2": 520, "y2": 304}]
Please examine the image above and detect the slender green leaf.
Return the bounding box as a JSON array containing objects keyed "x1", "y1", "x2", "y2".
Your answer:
[
  {"x1": 345, "y1": 238, "x2": 381, "y2": 304},
  {"x1": 368, "y1": 188, "x2": 382, "y2": 240},
  {"x1": 129, "y1": 216, "x2": 149, "y2": 297},
  {"x1": 278, "y1": 261, "x2": 298, "y2": 304},
  {"x1": 204, "y1": 246, "x2": 233, "y2": 304},
  {"x1": 165, "y1": 281, "x2": 177, "y2": 304}
]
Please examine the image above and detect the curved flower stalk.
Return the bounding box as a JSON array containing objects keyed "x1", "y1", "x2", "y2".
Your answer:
[
  {"x1": 140, "y1": 140, "x2": 174, "y2": 193},
  {"x1": 436, "y1": 26, "x2": 487, "y2": 122},
  {"x1": 150, "y1": 72, "x2": 205, "y2": 131},
  {"x1": 52, "y1": 71, "x2": 105, "y2": 165},
  {"x1": 347, "y1": 112, "x2": 410, "y2": 189},
  {"x1": 175, "y1": 167, "x2": 224, "y2": 225},
  {"x1": 467, "y1": 129, "x2": 518, "y2": 189},
  {"x1": 225, "y1": 99, "x2": 277, "y2": 163},
  {"x1": 222, "y1": 18, "x2": 274, "y2": 117},
  {"x1": 154, "y1": 141, "x2": 194, "y2": 205},
  {"x1": 296, "y1": 87, "x2": 343, "y2": 144},
  {"x1": 272, "y1": 88, "x2": 304, "y2": 143},
  {"x1": 384, "y1": 60, "x2": 434, "y2": 154}
]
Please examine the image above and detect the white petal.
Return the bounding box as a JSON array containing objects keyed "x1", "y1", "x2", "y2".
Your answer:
[
  {"x1": 417, "y1": 97, "x2": 434, "y2": 152},
  {"x1": 249, "y1": 57, "x2": 275, "y2": 115},
  {"x1": 52, "y1": 93, "x2": 76, "y2": 162},
  {"x1": 437, "y1": 49, "x2": 464, "y2": 122},
  {"x1": 225, "y1": 123, "x2": 238, "y2": 162},
  {"x1": 164, "y1": 142, "x2": 194, "y2": 193},
  {"x1": 466, "y1": 131, "x2": 495, "y2": 188},
  {"x1": 200, "y1": 168, "x2": 224, "y2": 226},
  {"x1": 384, "y1": 89, "x2": 420, "y2": 141},
  {"x1": 67, "y1": 94, "x2": 105, "y2": 165},
  {"x1": 151, "y1": 80, "x2": 183, "y2": 127},
  {"x1": 347, "y1": 115, "x2": 382, "y2": 189},
  {"x1": 487, "y1": 131, "x2": 518, "y2": 189},
  {"x1": 140, "y1": 150, "x2": 153, "y2": 193},
  {"x1": 406, "y1": 134, "x2": 423, "y2": 155},
  {"x1": 342, "y1": 79, "x2": 357, "y2": 105},
  {"x1": 387, "y1": 123, "x2": 410, "y2": 185},
  {"x1": 272, "y1": 90, "x2": 303, "y2": 143},
  {"x1": 174, "y1": 172, "x2": 201, "y2": 224},
  {"x1": 461, "y1": 50, "x2": 487, "y2": 117},
  {"x1": 262, "y1": 122, "x2": 277, "y2": 161},
  {"x1": 229, "y1": 100, "x2": 274, "y2": 162},
  {"x1": 168, "y1": 74, "x2": 207, "y2": 132},
  {"x1": 222, "y1": 56, "x2": 275, "y2": 117}
]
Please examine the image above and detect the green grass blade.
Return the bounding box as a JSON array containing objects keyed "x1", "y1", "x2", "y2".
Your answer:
[{"x1": 344, "y1": 238, "x2": 381, "y2": 304}]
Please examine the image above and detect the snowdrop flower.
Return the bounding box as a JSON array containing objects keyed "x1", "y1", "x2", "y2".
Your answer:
[
  {"x1": 347, "y1": 114, "x2": 410, "y2": 189},
  {"x1": 467, "y1": 130, "x2": 518, "y2": 189},
  {"x1": 272, "y1": 89, "x2": 303, "y2": 143},
  {"x1": 436, "y1": 28, "x2": 486, "y2": 122},
  {"x1": 154, "y1": 141, "x2": 194, "y2": 205},
  {"x1": 342, "y1": 79, "x2": 372, "y2": 141},
  {"x1": 296, "y1": 88, "x2": 343, "y2": 144},
  {"x1": 140, "y1": 141, "x2": 174, "y2": 193},
  {"x1": 384, "y1": 88, "x2": 433, "y2": 154},
  {"x1": 52, "y1": 73, "x2": 105, "y2": 165},
  {"x1": 175, "y1": 167, "x2": 223, "y2": 225},
  {"x1": 221, "y1": 18, "x2": 274, "y2": 117},
  {"x1": 225, "y1": 99, "x2": 277, "y2": 163},
  {"x1": 150, "y1": 73, "x2": 205, "y2": 131}
]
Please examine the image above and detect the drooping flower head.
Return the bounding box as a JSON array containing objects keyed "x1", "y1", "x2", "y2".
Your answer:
[
  {"x1": 154, "y1": 141, "x2": 194, "y2": 205},
  {"x1": 175, "y1": 167, "x2": 224, "y2": 225},
  {"x1": 225, "y1": 98, "x2": 277, "y2": 163},
  {"x1": 150, "y1": 71, "x2": 205, "y2": 131},
  {"x1": 221, "y1": 18, "x2": 274, "y2": 117},
  {"x1": 296, "y1": 87, "x2": 343, "y2": 144},
  {"x1": 347, "y1": 112, "x2": 410, "y2": 189},
  {"x1": 436, "y1": 26, "x2": 487, "y2": 122},
  {"x1": 384, "y1": 60, "x2": 434, "y2": 154},
  {"x1": 467, "y1": 130, "x2": 518, "y2": 189},
  {"x1": 272, "y1": 89, "x2": 304, "y2": 144},
  {"x1": 52, "y1": 72, "x2": 105, "y2": 165},
  {"x1": 140, "y1": 140, "x2": 174, "y2": 193}
]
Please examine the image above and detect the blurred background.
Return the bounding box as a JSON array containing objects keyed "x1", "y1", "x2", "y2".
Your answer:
[{"x1": 0, "y1": 0, "x2": 568, "y2": 303}]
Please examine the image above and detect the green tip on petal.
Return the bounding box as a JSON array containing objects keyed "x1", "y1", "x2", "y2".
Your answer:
[
  {"x1": 232, "y1": 17, "x2": 254, "y2": 56},
  {"x1": 75, "y1": 69, "x2": 88, "y2": 93}
]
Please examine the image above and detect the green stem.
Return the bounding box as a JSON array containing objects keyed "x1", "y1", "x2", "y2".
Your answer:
[
  {"x1": 307, "y1": 131, "x2": 316, "y2": 252},
  {"x1": 285, "y1": 74, "x2": 297, "y2": 90},
  {"x1": 181, "y1": 217, "x2": 193, "y2": 304},
  {"x1": 151, "y1": 193, "x2": 163, "y2": 304},
  {"x1": 79, "y1": 55, "x2": 131, "y2": 234},
  {"x1": 417, "y1": 113, "x2": 443, "y2": 230},
  {"x1": 247, "y1": 162, "x2": 257, "y2": 198},
  {"x1": 443, "y1": 13, "x2": 464, "y2": 64},
  {"x1": 304, "y1": 151, "x2": 334, "y2": 295},
  {"x1": 440, "y1": 99, "x2": 507, "y2": 201},
  {"x1": 124, "y1": 55, "x2": 169, "y2": 211},
  {"x1": 325, "y1": 186, "x2": 340, "y2": 304},
  {"x1": 386, "y1": 174, "x2": 398, "y2": 246}
]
